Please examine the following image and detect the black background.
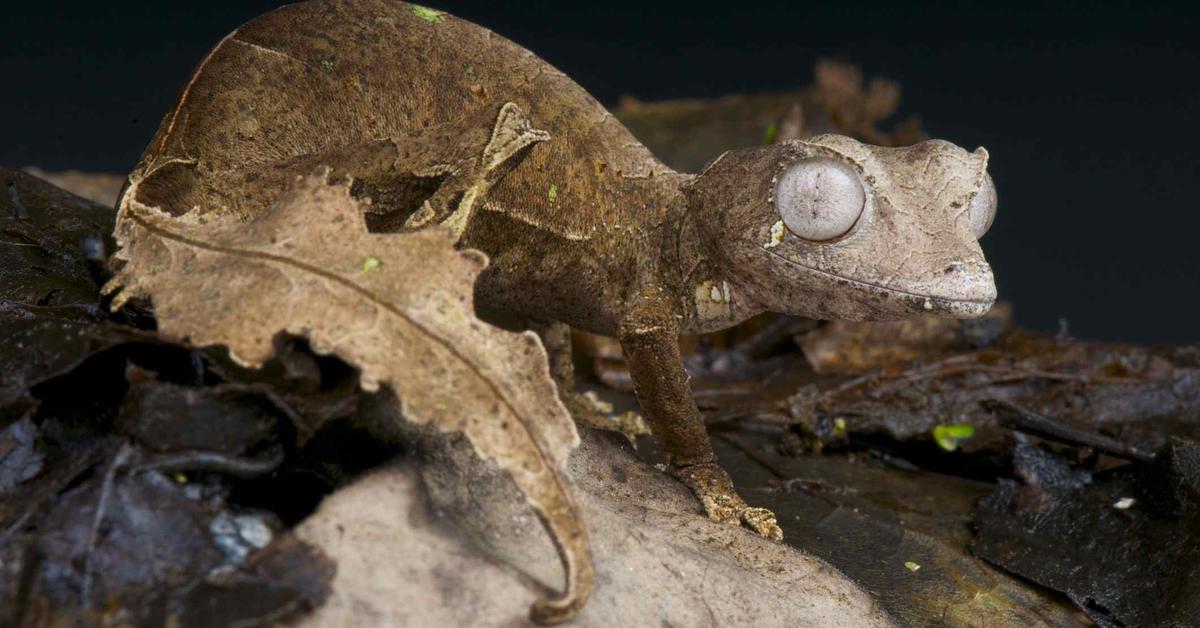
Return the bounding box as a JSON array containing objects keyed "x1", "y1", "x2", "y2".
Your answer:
[{"x1": 2, "y1": 1, "x2": 1196, "y2": 343}]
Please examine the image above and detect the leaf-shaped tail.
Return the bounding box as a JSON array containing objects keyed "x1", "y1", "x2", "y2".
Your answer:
[
  {"x1": 107, "y1": 169, "x2": 593, "y2": 623},
  {"x1": 514, "y1": 442, "x2": 593, "y2": 624}
]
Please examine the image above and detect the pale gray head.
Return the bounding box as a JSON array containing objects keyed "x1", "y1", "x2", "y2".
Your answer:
[{"x1": 685, "y1": 134, "x2": 998, "y2": 321}]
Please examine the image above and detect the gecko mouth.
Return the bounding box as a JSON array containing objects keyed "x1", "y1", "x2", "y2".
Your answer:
[{"x1": 765, "y1": 249, "x2": 996, "y2": 314}]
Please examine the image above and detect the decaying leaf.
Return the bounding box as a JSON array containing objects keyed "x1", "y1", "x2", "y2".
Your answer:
[
  {"x1": 0, "y1": 417, "x2": 43, "y2": 493},
  {"x1": 20, "y1": 167, "x2": 125, "y2": 208},
  {"x1": 106, "y1": 168, "x2": 592, "y2": 623},
  {"x1": 0, "y1": 166, "x2": 132, "y2": 415},
  {"x1": 615, "y1": 60, "x2": 926, "y2": 175},
  {"x1": 801, "y1": 304, "x2": 1013, "y2": 375},
  {"x1": 707, "y1": 433, "x2": 1089, "y2": 626},
  {"x1": 293, "y1": 427, "x2": 892, "y2": 627},
  {"x1": 973, "y1": 438, "x2": 1200, "y2": 626}
]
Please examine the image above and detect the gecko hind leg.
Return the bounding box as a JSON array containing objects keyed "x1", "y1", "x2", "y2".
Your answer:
[{"x1": 531, "y1": 320, "x2": 649, "y2": 444}]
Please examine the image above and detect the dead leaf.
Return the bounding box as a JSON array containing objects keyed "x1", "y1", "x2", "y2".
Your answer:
[
  {"x1": 20, "y1": 167, "x2": 125, "y2": 208},
  {"x1": 106, "y1": 167, "x2": 592, "y2": 623},
  {"x1": 615, "y1": 62, "x2": 927, "y2": 175},
  {"x1": 706, "y1": 433, "x2": 1089, "y2": 626},
  {"x1": 0, "y1": 166, "x2": 133, "y2": 416},
  {"x1": 973, "y1": 439, "x2": 1200, "y2": 626},
  {"x1": 293, "y1": 428, "x2": 892, "y2": 627},
  {"x1": 0, "y1": 417, "x2": 43, "y2": 494},
  {"x1": 801, "y1": 304, "x2": 1012, "y2": 375}
]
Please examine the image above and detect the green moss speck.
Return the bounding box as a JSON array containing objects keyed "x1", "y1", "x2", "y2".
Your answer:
[
  {"x1": 320, "y1": 59, "x2": 335, "y2": 72},
  {"x1": 410, "y1": 4, "x2": 445, "y2": 22},
  {"x1": 548, "y1": 183, "x2": 558, "y2": 203},
  {"x1": 362, "y1": 256, "x2": 381, "y2": 272},
  {"x1": 763, "y1": 122, "x2": 779, "y2": 145},
  {"x1": 933, "y1": 423, "x2": 975, "y2": 451}
]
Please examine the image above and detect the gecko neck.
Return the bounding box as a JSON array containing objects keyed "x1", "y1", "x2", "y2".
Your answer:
[{"x1": 669, "y1": 182, "x2": 764, "y2": 335}]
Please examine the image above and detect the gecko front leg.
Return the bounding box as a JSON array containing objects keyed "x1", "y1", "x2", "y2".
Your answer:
[{"x1": 618, "y1": 288, "x2": 783, "y2": 541}]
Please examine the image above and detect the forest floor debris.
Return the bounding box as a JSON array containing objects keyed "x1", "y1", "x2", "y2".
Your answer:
[{"x1": 4, "y1": 61, "x2": 1198, "y2": 625}]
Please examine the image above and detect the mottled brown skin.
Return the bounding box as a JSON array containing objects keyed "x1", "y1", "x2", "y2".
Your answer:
[{"x1": 122, "y1": 0, "x2": 998, "y2": 555}]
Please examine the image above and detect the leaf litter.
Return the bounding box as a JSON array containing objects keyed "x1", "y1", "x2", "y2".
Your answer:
[{"x1": 2, "y1": 61, "x2": 1198, "y2": 627}]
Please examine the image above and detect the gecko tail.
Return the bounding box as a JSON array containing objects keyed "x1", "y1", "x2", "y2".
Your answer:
[
  {"x1": 528, "y1": 484, "x2": 594, "y2": 625},
  {"x1": 497, "y1": 425, "x2": 593, "y2": 625}
]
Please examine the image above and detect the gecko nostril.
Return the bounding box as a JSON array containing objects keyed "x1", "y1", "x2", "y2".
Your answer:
[{"x1": 944, "y1": 262, "x2": 963, "y2": 275}]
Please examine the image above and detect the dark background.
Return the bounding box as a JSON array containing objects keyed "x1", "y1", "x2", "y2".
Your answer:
[{"x1": 2, "y1": 1, "x2": 1196, "y2": 343}]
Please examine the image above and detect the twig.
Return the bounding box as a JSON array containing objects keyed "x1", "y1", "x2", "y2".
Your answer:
[
  {"x1": 136, "y1": 447, "x2": 285, "y2": 478},
  {"x1": 980, "y1": 399, "x2": 1155, "y2": 463},
  {"x1": 81, "y1": 442, "x2": 133, "y2": 605},
  {"x1": 823, "y1": 354, "x2": 1143, "y2": 402}
]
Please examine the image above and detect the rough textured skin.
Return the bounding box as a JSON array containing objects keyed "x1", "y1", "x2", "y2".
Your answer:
[{"x1": 116, "y1": 0, "x2": 997, "y2": 593}]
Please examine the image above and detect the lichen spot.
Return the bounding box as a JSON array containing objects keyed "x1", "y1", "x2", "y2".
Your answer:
[
  {"x1": 702, "y1": 280, "x2": 731, "y2": 304},
  {"x1": 764, "y1": 220, "x2": 785, "y2": 249},
  {"x1": 695, "y1": 280, "x2": 733, "y2": 321},
  {"x1": 548, "y1": 183, "x2": 558, "y2": 204},
  {"x1": 410, "y1": 4, "x2": 445, "y2": 22}
]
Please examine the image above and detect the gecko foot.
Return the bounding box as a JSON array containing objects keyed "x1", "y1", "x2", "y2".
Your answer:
[{"x1": 675, "y1": 462, "x2": 784, "y2": 541}]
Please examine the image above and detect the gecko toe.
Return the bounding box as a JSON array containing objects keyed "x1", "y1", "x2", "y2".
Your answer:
[
  {"x1": 741, "y1": 507, "x2": 784, "y2": 542},
  {"x1": 700, "y1": 496, "x2": 784, "y2": 541},
  {"x1": 700, "y1": 493, "x2": 745, "y2": 526}
]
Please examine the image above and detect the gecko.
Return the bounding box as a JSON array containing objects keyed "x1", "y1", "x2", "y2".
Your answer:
[{"x1": 117, "y1": 0, "x2": 997, "y2": 544}]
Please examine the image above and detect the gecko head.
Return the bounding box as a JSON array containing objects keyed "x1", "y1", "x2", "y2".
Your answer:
[{"x1": 683, "y1": 135, "x2": 997, "y2": 321}]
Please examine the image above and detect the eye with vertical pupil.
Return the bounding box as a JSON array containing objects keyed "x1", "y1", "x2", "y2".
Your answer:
[
  {"x1": 774, "y1": 157, "x2": 866, "y2": 241},
  {"x1": 969, "y1": 173, "x2": 998, "y2": 238}
]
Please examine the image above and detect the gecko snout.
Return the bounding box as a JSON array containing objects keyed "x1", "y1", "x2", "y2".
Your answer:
[{"x1": 921, "y1": 259, "x2": 996, "y2": 317}]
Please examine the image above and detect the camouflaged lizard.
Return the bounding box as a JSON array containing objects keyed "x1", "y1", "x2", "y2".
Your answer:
[{"x1": 120, "y1": 0, "x2": 997, "y2": 552}]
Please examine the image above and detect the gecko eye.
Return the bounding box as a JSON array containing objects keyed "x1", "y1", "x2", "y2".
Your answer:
[
  {"x1": 969, "y1": 173, "x2": 998, "y2": 239},
  {"x1": 774, "y1": 157, "x2": 866, "y2": 241}
]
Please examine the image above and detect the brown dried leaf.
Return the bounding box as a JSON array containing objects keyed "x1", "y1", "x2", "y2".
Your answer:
[
  {"x1": 105, "y1": 168, "x2": 592, "y2": 623},
  {"x1": 802, "y1": 304, "x2": 1013, "y2": 375}
]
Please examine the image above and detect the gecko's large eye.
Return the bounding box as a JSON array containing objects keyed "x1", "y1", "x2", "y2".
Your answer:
[
  {"x1": 774, "y1": 157, "x2": 866, "y2": 241},
  {"x1": 969, "y1": 173, "x2": 997, "y2": 239}
]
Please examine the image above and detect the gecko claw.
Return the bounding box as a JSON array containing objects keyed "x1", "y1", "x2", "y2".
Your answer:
[
  {"x1": 677, "y1": 462, "x2": 784, "y2": 541},
  {"x1": 699, "y1": 494, "x2": 784, "y2": 541},
  {"x1": 740, "y1": 506, "x2": 784, "y2": 542}
]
